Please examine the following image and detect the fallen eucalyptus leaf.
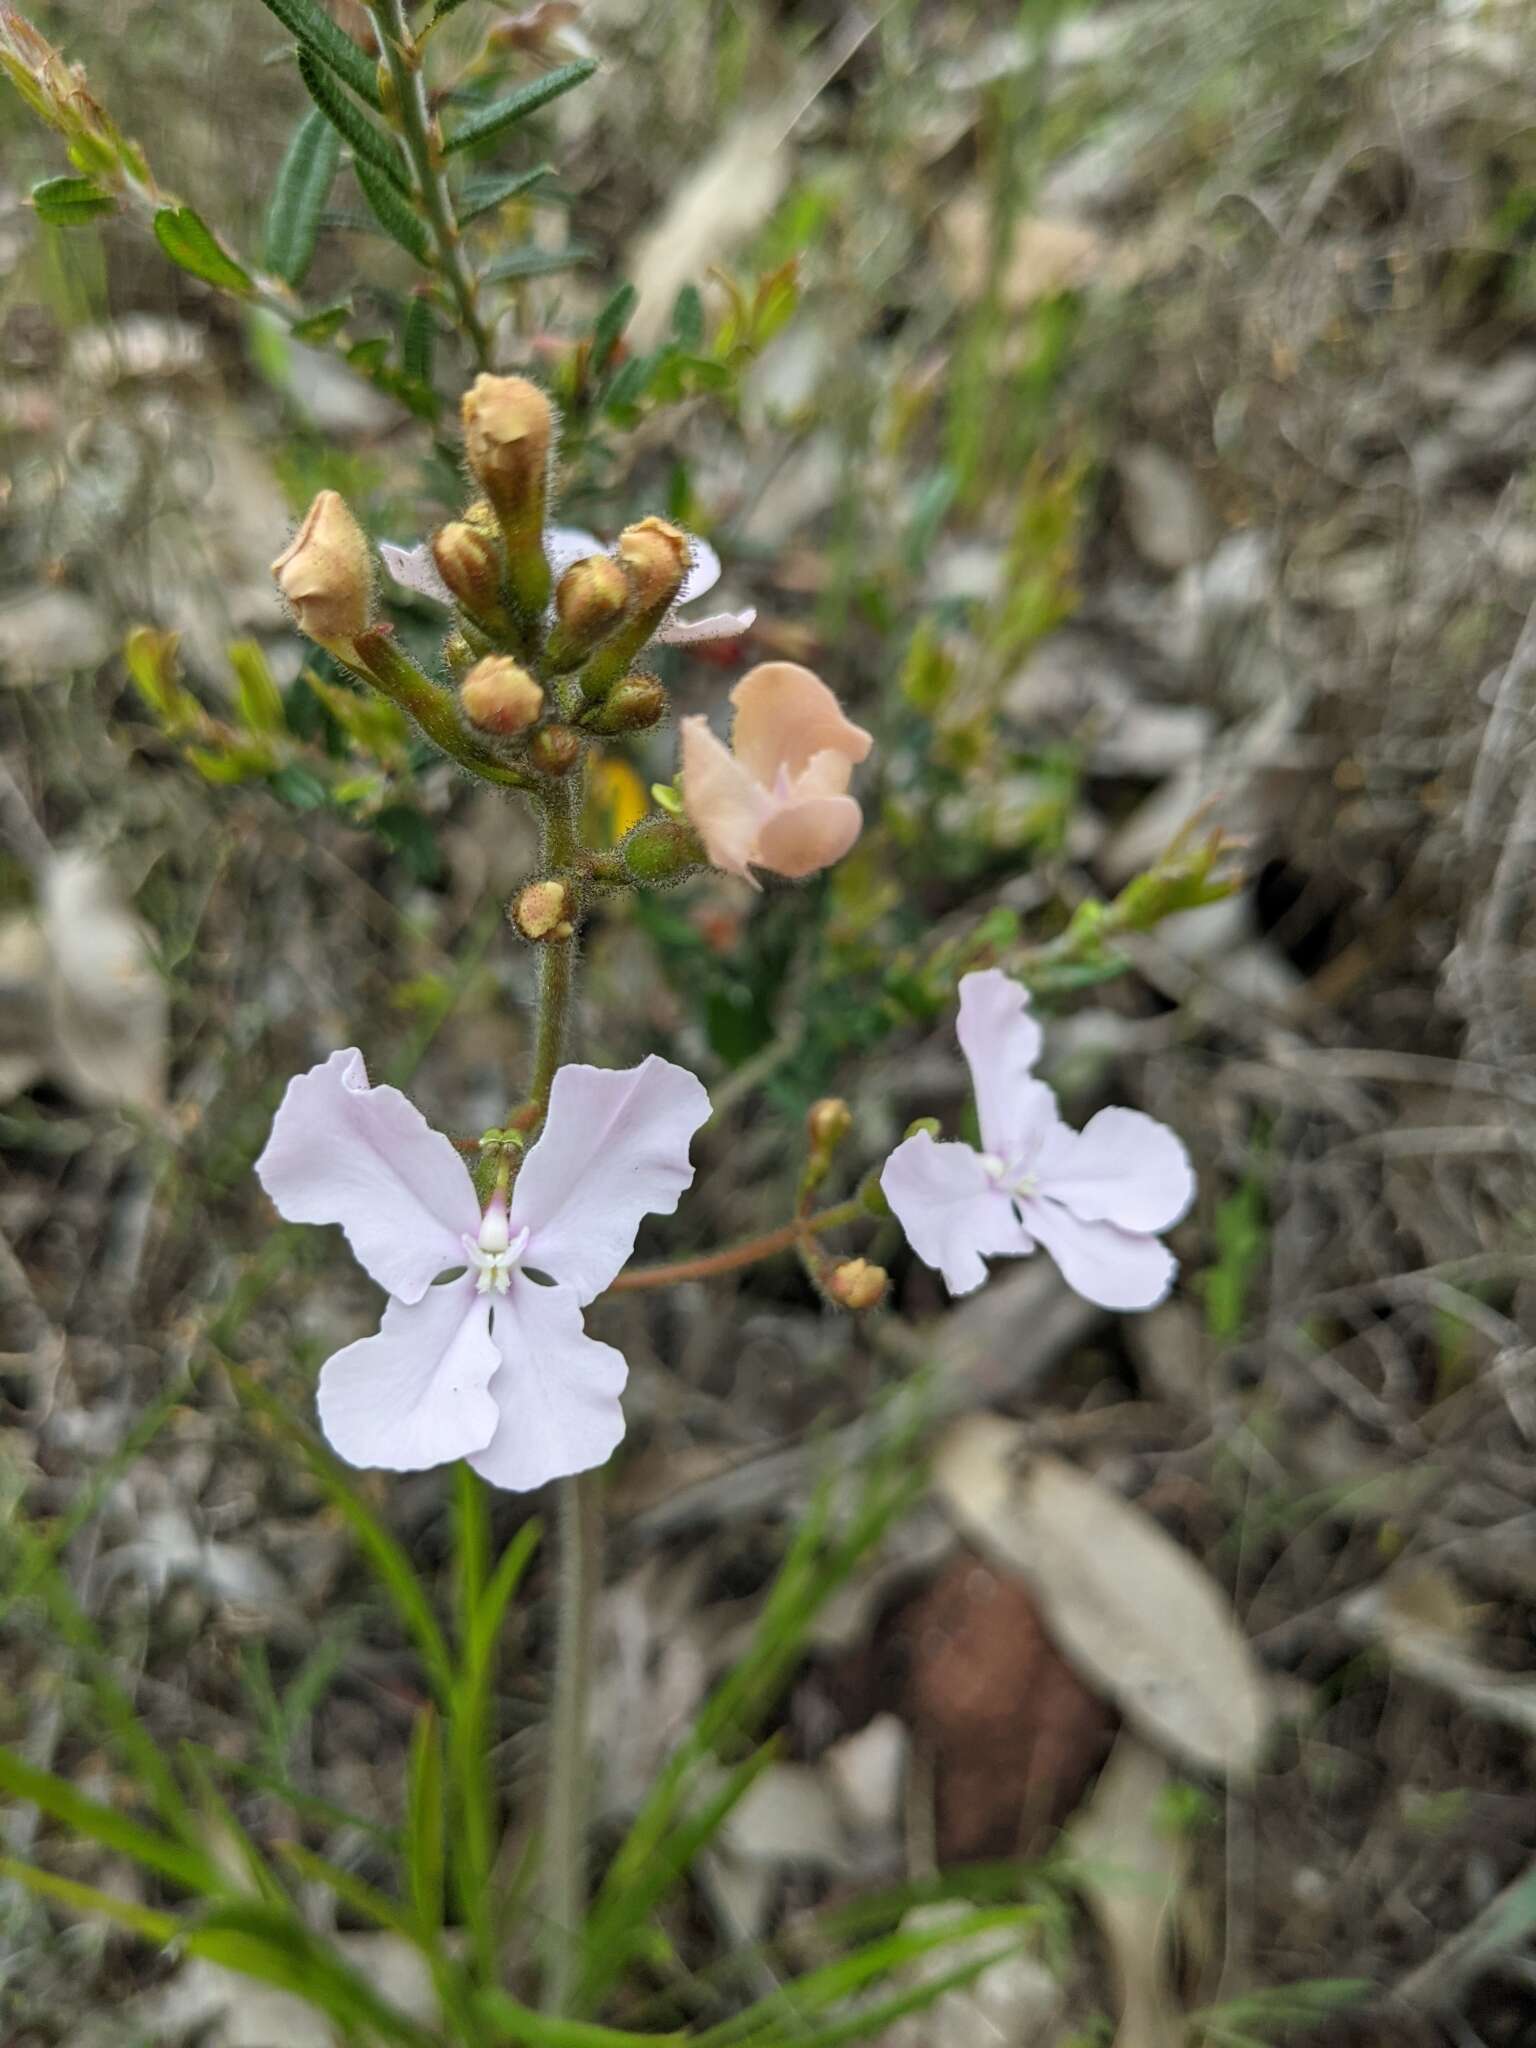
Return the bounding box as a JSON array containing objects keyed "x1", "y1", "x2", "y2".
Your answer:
[
  {"x1": 933, "y1": 1415, "x2": 1270, "y2": 1777},
  {"x1": 1067, "y1": 1733, "x2": 1187, "y2": 2048}
]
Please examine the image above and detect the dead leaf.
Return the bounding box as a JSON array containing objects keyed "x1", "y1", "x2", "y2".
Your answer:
[
  {"x1": 933, "y1": 1416, "x2": 1270, "y2": 1778},
  {"x1": 1342, "y1": 1568, "x2": 1536, "y2": 1738},
  {"x1": 1067, "y1": 1734, "x2": 1187, "y2": 2048}
]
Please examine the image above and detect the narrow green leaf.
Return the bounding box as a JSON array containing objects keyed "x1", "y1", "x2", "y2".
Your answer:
[
  {"x1": 297, "y1": 48, "x2": 408, "y2": 190},
  {"x1": 278, "y1": 1841, "x2": 419, "y2": 1939},
  {"x1": 229, "y1": 640, "x2": 286, "y2": 736},
  {"x1": 0, "y1": 1854, "x2": 179, "y2": 1944},
  {"x1": 602, "y1": 353, "x2": 651, "y2": 414},
  {"x1": 476, "y1": 1992, "x2": 684, "y2": 2047},
  {"x1": 0, "y1": 1748, "x2": 227, "y2": 1899},
  {"x1": 458, "y1": 163, "x2": 554, "y2": 224},
  {"x1": 354, "y1": 160, "x2": 431, "y2": 263},
  {"x1": 253, "y1": 0, "x2": 382, "y2": 108},
  {"x1": 185, "y1": 1901, "x2": 437, "y2": 2047},
  {"x1": 482, "y1": 243, "x2": 592, "y2": 285},
  {"x1": 231, "y1": 1374, "x2": 454, "y2": 1704},
  {"x1": 405, "y1": 1709, "x2": 445, "y2": 1936},
  {"x1": 290, "y1": 299, "x2": 352, "y2": 344},
  {"x1": 265, "y1": 105, "x2": 341, "y2": 286},
  {"x1": 176, "y1": 1744, "x2": 290, "y2": 1909},
  {"x1": 31, "y1": 174, "x2": 115, "y2": 224},
  {"x1": 153, "y1": 206, "x2": 254, "y2": 295},
  {"x1": 430, "y1": 0, "x2": 477, "y2": 21},
  {"x1": 671, "y1": 282, "x2": 704, "y2": 350},
  {"x1": 590, "y1": 282, "x2": 636, "y2": 375},
  {"x1": 444, "y1": 61, "x2": 597, "y2": 156},
  {"x1": 401, "y1": 292, "x2": 437, "y2": 386}
]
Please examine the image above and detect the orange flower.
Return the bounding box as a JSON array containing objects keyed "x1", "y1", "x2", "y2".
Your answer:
[{"x1": 680, "y1": 663, "x2": 872, "y2": 883}]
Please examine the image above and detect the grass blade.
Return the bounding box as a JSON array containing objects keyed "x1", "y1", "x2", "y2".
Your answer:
[
  {"x1": 0, "y1": 1748, "x2": 227, "y2": 1899},
  {"x1": 0, "y1": 1854, "x2": 179, "y2": 1943}
]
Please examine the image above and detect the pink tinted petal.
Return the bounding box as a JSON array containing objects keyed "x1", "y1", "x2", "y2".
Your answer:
[
  {"x1": 1035, "y1": 1107, "x2": 1194, "y2": 1233},
  {"x1": 681, "y1": 714, "x2": 768, "y2": 878},
  {"x1": 730, "y1": 664, "x2": 873, "y2": 785},
  {"x1": 791, "y1": 746, "x2": 857, "y2": 802},
  {"x1": 657, "y1": 606, "x2": 757, "y2": 647},
  {"x1": 956, "y1": 970, "x2": 1045, "y2": 1160},
  {"x1": 255, "y1": 1050, "x2": 478, "y2": 1302},
  {"x1": 544, "y1": 525, "x2": 605, "y2": 578},
  {"x1": 468, "y1": 1279, "x2": 627, "y2": 1491},
  {"x1": 513, "y1": 1057, "x2": 711, "y2": 1303},
  {"x1": 881, "y1": 1133, "x2": 1032, "y2": 1297},
  {"x1": 380, "y1": 540, "x2": 451, "y2": 607},
  {"x1": 676, "y1": 534, "x2": 721, "y2": 606},
  {"x1": 754, "y1": 793, "x2": 863, "y2": 878},
  {"x1": 317, "y1": 1278, "x2": 499, "y2": 1472},
  {"x1": 1022, "y1": 1198, "x2": 1175, "y2": 1311}
]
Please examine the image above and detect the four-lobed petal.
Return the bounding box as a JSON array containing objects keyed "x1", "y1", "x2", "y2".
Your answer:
[
  {"x1": 468, "y1": 1279, "x2": 628, "y2": 1492},
  {"x1": 317, "y1": 1277, "x2": 500, "y2": 1472}
]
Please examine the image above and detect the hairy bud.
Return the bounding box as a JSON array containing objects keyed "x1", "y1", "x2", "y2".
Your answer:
[
  {"x1": 827, "y1": 1258, "x2": 888, "y2": 1311},
  {"x1": 617, "y1": 516, "x2": 689, "y2": 613},
  {"x1": 620, "y1": 816, "x2": 705, "y2": 887},
  {"x1": 461, "y1": 375, "x2": 553, "y2": 524},
  {"x1": 461, "y1": 656, "x2": 543, "y2": 737},
  {"x1": 547, "y1": 554, "x2": 627, "y2": 669},
  {"x1": 271, "y1": 491, "x2": 373, "y2": 647},
  {"x1": 584, "y1": 674, "x2": 666, "y2": 735},
  {"x1": 528, "y1": 723, "x2": 582, "y2": 777},
  {"x1": 432, "y1": 522, "x2": 504, "y2": 620},
  {"x1": 513, "y1": 878, "x2": 576, "y2": 943}
]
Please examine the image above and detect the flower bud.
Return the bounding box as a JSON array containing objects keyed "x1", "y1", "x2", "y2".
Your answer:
[
  {"x1": 528, "y1": 723, "x2": 583, "y2": 777},
  {"x1": 904, "y1": 1116, "x2": 942, "y2": 1142},
  {"x1": 808, "y1": 1098, "x2": 853, "y2": 1152},
  {"x1": 432, "y1": 521, "x2": 504, "y2": 620},
  {"x1": 271, "y1": 490, "x2": 373, "y2": 647},
  {"x1": 617, "y1": 516, "x2": 689, "y2": 613},
  {"x1": 620, "y1": 816, "x2": 705, "y2": 887},
  {"x1": 547, "y1": 554, "x2": 628, "y2": 670},
  {"x1": 827, "y1": 1258, "x2": 888, "y2": 1311},
  {"x1": 513, "y1": 878, "x2": 576, "y2": 942},
  {"x1": 460, "y1": 375, "x2": 554, "y2": 529},
  {"x1": 461, "y1": 656, "x2": 543, "y2": 737},
  {"x1": 583, "y1": 673, "x2": 666, "y2": 735}
]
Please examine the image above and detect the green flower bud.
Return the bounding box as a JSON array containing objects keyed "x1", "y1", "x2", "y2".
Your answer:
[
  {"x1": 620, "y1": 816, "x2": 706, "y2": 887},
  {"x1": 528, "y1": 723, "x2": 583, "y2": 777},
  {"x1": 583, "y1": 673, "x2": 666, "y2": 735}
]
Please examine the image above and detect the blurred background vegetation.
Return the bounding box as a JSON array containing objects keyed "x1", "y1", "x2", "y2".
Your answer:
[{"x1": 3, "y1": 0, "x2": 1536, "y2": 2040}]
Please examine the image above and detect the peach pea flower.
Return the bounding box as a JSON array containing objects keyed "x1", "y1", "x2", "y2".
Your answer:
[
  {"x1": 680, "y1": 662, "x2": 873, "y2": 882},
  {"x1": 255, "y1": 1049, "x2": 709, "y2": 1491},
  {"x1": 881, "y1": 970, "x2": 1194, "y2": 1312}
]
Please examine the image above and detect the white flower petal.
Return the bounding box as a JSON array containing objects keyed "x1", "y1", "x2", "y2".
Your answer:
[
  {"x1": 677, "y1": 534, "x2": 721, "y2": 606},
  {"x1": 656, "y1": 606, "x2": 757, "y2": 647},
  {"x1": 881, "y1": 1132, "x2": 1032, "y2": 1297},
  {"x1": 512, "y1": 1057, "x2": 711, "y2": 1303},
  {"x1": 255, "y1": 1049, "x2": 479, "y2": 1303},
  {"x1": 317, "y1": 1278, "x2": 500, "y2": 1472},
  {"x1": 380, "y1": 540, "x2": 452, "y2": 607},
  {"x1": 1022, "y1": 1199, "x2": 1176, "y2": 1311},
  {"x1": 1036, "y1": 1107, "x2": 1195, "y2": 1234},
  {"x1": 956, "y1": 970, "x2": 1047, "y2": 1162},
  {"x1": 544, "y1": 525, "x2": 605, "y2": 579},
  {"x1": 468, "y1": 1279, "x2": 627, "y2": 1491}
]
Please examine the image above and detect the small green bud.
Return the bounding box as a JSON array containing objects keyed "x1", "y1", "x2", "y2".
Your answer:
[
  {"x1": 620, "y1": 816, "x2": 705, "y2": 886},
  {"x1": 904, "y1": 1116, "x2": 942, "y2": 1142},
  {"x1": 583, "y1": 673, "x2": 666, "y2": 735},
  {"x1": 808, "y1": 1098, "x2": 853, "y2": 1152}
]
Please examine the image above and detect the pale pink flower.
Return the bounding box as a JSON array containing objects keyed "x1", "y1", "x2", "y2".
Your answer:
[
  {"x1": 881, "y1": 970, "x2": 1194, "y2": 1311},
  {"x1": 255, "y1": 1049, "x2": 709, "y2": 1490},
  {"x1": 679, "y1": 662, "x2": 873, "y2": 883},
  {"x1": 379, "y1": 525, "x2": 755, "y2": 646}
]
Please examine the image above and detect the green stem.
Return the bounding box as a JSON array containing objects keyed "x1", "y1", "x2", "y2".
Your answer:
[
  {"x1": 368, "y1": 0, "x2": 495, "y2": 369},
  {"x1": 542, "y1": 1468, "x2": 600, "y2": 2013},
  {"x1": 525, "y1": 780, "x2": 582, "y2": 1122}
]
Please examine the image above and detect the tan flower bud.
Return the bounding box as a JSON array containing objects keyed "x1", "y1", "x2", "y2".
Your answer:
[
  {"x1": 528, "y1": 723, "x2": 582, "y2": 777},
  {"x1": 461, "y1": 656, "x2": 543, "y2": 737},
  {"x1": 460, "y1": 374, "x2": 553, "y2": 532},
  {"x1": 827, "y1": 1258, "x2": 888, "y2": 1311},
  {"x1": 432, "y1": 521, "x2": 503, "y2": 619},
  {"x1": 514, "y1": 878, "x2": 576, "y2": 943},
  {"x1": 808, "y1": 1098, "x2": 853, "y2": 1151},
  {"x1": 584, "y1": 673, "x2": 666, "y2": 735},
  {"x1": 554, "y1": 554, "x2": 627, "y2": 644},
  {"x1": 617, "y1": 516, "x2": 690, "y2": 613},
  {"x1": 271, "y1": 490, "x2": 373, "y2": 646}
]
